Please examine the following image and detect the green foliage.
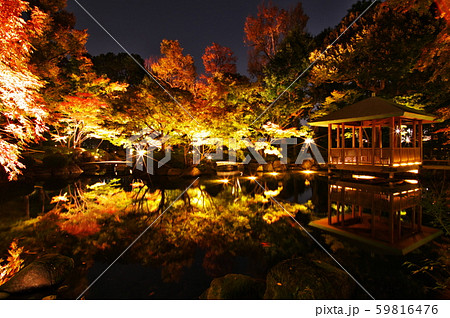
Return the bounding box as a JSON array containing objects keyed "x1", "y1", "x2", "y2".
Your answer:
[
  {"x1": 393, "y1": 94, "x2": 429, "y2": 111},
  {"x1": 310, "y1": 90, "x2": 363, "y2": 121},
  {"x1": 404, "y1": 255, "x2": 450, "y2": 292},
  {"x1": 307, "y1": 0, "x2": 449, "y2": 124},
  {"x1": 422, "y1": 179, "x2": 450, "y2": 236}
]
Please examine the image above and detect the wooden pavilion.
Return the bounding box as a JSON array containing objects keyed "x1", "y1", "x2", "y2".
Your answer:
[{"x1": 309, "y1": 97, "x2": 437, "y2": 175}]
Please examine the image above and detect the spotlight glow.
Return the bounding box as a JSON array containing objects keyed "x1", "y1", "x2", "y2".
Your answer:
[
  {"x1": 352, "y1": 174, "x2": 376, "y2": 180},
  {"x1": 137, "y1": 149, "x2": 147, "y2": 157}
]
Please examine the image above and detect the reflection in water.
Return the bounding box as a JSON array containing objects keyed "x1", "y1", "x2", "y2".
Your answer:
[
  {"x1": 310, "y1": 179, "x2": 442, "y2": 255},
  {"x1": 0, "y1": 173, "x2": 317, "y2": 299},
  {"x1": 1, "y1": 172, "x2": 444, "y2": 299}
]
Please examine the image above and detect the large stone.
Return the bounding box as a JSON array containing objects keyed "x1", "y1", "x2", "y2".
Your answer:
[
  {"x1": 0, "y1": 254, "x2": 74, "y2": 294},
  {"x1": 181, "y1": 166, "x2": 201, "y2": 177},
  {"x1": 300, "y1": 159, "x2": 315, "y2": 170},
  {"x1": 272, "y1": 160, "x2": 288, "y2": 171},
  {"x1": 196, "y1": 164, "x2": 215, "y2": 175},
  {"x1": 67, "y1": 164, "x2": 83, "y2": 176},
  {"x1": 264, "y1": 257, "x2": 355, "y2": 299},
  {"x1": 200, "y1": 274, "x2": 265, "y2": 300},
  {"x1": 0, "y1": 292, "x2": 9, "y2": 299}
]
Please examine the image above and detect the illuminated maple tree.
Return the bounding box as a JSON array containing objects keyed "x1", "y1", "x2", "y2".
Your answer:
[
  {"x1": 146, "y1": 39, "x2": 196, "y2": 91},
  {"x1": 202, "y1": 43, "x2": 237, "y2": 77},
  {"x1": 52, "y1": 75, "x2": 128, "y2": 148},
  {"x1": 244, "y1": 1, "x2": 308, "y2": 77},
  {"x1": 0, "y1": 0, "x2": 48, "y2": 180}
]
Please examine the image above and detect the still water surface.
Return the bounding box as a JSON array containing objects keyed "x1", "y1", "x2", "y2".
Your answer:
[{"x1": 0, "y1": 171, "x2": 432, "y2": 299}]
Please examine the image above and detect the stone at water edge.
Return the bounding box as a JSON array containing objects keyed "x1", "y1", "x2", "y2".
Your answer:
[
  {"x1": 264, "y1": 257, "x2": 355, "y2": 299},
  {"x1": 272, "y1": 160, "x2": 288, "y2": 171},
  {"x1": 0, "y1": 292, "x2": 10, "y2": 299},
  {"x1": 200, "y1": 274, "x2": 266, "y2": 300},
  {"x1": 300, "y1": 159, "x2": 315, "y2": 170},
  {"x1": 42, "y1": 295, "x2": 57, "y2": 300},
  {"x1": 0, "y1": 254, "x2": 74, "y2": 294},
  {"x1": 181, "y1": 166, "x2": 201, "y2": 177}
]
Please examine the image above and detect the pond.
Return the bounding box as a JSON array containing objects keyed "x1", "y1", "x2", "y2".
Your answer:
[{"x1": 0, "y1": 171, "x2": 445, "y2": 299}]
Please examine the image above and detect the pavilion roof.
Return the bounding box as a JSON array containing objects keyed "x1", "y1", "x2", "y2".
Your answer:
[{"x1": 309, "y1": 97, "x2": 437, "y2": 127}]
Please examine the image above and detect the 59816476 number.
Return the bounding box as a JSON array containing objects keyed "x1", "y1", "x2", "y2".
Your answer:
[{"x1": 375, "y1": 305, "x2": 438, "y2": 315}]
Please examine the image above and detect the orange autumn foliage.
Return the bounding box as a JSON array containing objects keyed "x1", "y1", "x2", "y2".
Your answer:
[
  {"x1": 58, "y1": 213, "x2": 100, "y2": 237},
  {"x1": 202, "y1": 43, "x2": 237, "y2": 76},
  {"x1": 0, "y1": 240, "x2": 25, "y2": 285},
  {"x1": 147, "y1": 39, "x2": 196, "y2": 91},
  {"x1": 0, "y1": 0, "x2": 48, "y2": 179},
  {"x1": 244, "y1": 1, "x2": 308, "y2": 77}
]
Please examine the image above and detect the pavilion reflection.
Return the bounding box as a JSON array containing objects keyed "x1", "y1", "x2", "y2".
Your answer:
[{"x1": 310, "y1": 179, "x2": 442, "y2": 255}]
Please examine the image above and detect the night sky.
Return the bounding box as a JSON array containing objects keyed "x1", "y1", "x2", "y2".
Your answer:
[{"x1": 66, "y1": 0, "x2": 360, "y2": 75}]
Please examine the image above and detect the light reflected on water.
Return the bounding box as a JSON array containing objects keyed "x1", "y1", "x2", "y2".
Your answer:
[{"x1": 0, "y1": 171, "x2": 443, "y2": 299}]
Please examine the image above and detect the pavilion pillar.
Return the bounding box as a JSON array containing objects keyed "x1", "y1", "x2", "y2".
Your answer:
[
  {"x1": 328, "y1": 124, "x2": 332, "y2": 164},
  {"x1": 336, "y1": 201, "x2": 340, "y2": 224},
  {"x1": 359, "y1": 127, "x2": 363, "y2": 148},
  {"x1": 328, "y1": 185, "x2": 332, "y2": 225},
  {"x1": 419, "y1": 121, "x2": 423, "y2": 163},
  {"x1": 371, "y1": 120, "x2": 375, "y2": 165},
  {"x1": 341, "y1": 123, "x2": 345, "y2": 164},
  {"x1": 357, "y1": 126, "x2": 362, "y2": 165},
  {"x1": 378, "y1": 124, "x2": 382, "y2": 148},
  {"x1": 389, "y1": 195, "x2": 394, "y2": 243},
  {"x1": 336, "y1": 125, "x2": 340, "y2": 148},
  {"x1": 340, "y1": 186, "x2": 345, "y2": 226},
  {"x1": 352, "y1": 126, "x2": 355, "y2": 148},
  {"x1": 371, "y1": 195, "x2": 375, "y2": 238},
  {"x1": 398, "y1": 118, "x2": 402, "y2": 166},
  {"x1": 390, "y1": 117, "x2": 395, "y2": 166},
  {"x1": 418, "y1": 203, "x2": 423, "y2": 232}
]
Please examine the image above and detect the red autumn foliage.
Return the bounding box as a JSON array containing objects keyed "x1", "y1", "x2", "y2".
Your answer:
[
  {"x1": 202, "y1": 43, "x2": 237, "y2": 76},
  {"x1": 0, "y1": 0, "x2": 48, "y2": 179}
]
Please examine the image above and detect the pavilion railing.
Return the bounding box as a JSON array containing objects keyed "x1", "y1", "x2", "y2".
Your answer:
[
  {"x1": 329, "y1": 185, "x2": 421, "y2": 211},
  {"x1": 329, "y1": 148, "x2": 421, "y2": 166}
]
